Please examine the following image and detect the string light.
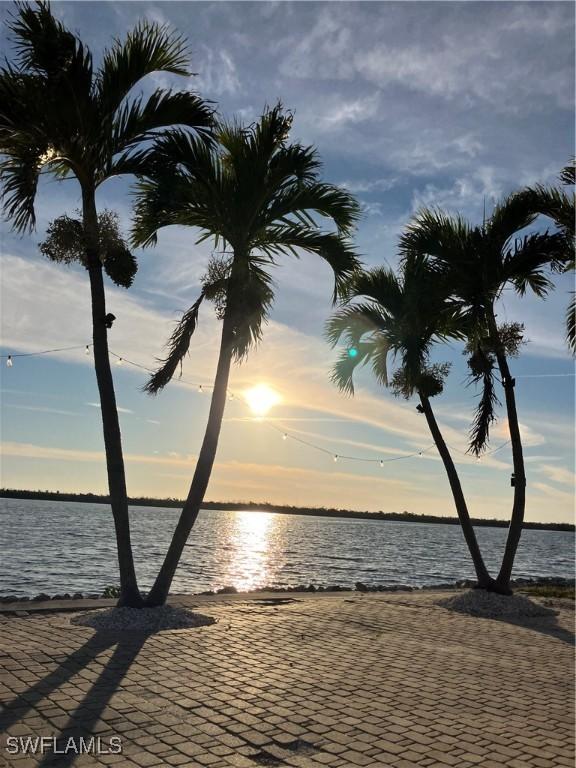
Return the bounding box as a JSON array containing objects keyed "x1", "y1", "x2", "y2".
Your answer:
[{"x1": 0, "y1": 340, "x2": 559, "y2": 467}]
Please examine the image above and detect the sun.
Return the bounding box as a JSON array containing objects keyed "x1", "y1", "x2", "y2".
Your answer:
[{"x1": 244, "y1": 384, "x2": 281, "y2": 417}]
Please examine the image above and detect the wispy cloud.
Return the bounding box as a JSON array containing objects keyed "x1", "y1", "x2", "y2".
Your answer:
[
  {"x1": 2, "y1": 404, "x2": 78, "y2": 417},
  {"x1": 86, "y1": 402, "x2": 134, "y2": 415},
  {"x1": 195, "y1": 46, "x2": 241, "y2": 96},
  {"x1": 538, "y1": 465, "x2": 575, "y2": 488}
]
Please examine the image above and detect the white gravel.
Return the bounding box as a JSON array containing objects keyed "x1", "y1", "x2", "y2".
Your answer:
[
  {"x1": 437, "y1": 589, "x2": 556, "y2": 618},
  {"x1": 71, "y1": 605, "x2": 216, "y2": 632}
]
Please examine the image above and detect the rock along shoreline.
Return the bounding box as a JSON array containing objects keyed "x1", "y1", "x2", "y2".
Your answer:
[{"x1": 0, "y1": 575, "x2": 573, "y2": 604}]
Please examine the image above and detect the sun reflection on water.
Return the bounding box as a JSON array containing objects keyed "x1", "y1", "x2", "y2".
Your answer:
[{"x1": 218, "y1": 511, "x2": 279, "y2": 591}]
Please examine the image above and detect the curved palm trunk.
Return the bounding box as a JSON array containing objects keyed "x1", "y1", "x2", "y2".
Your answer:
[
  {"x1": 419, "y1": 392, "x2": 495, "y2": 588},
  {"x1": 83, "y1": 188, "x2": 142, "y2": 608},
  {"x1": 145, "y1": 314, "x2": 234, "y2": 607},
  {"x1": 487, "y1": 310, "x2": 526, "y2": 593}
]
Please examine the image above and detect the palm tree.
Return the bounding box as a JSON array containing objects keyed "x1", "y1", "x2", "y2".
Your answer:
[
  {"x1": 326, "y1": 259, "x2": 496, "y2": 589},
  {"x1": 132, "y1": 106, "x2": 361, "y2": 605},
  {"x1": 0, "y1": 2, "x2": 213, "y2": 606},
  {"x1": 400, "y1": 194, "x2": 570, "y2": 592}
]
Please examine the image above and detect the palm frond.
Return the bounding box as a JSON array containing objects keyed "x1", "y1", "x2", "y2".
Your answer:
[
  {"x1": 145, "y1": 294, "x2": 205, "y2": 394},
  {"x1": 522, "y1": 184, "x2": 575, "y2": 250},
  {"x1": 255, "y1": 225, "x2": 361, "y2": 301},
  {"x1": 262, "y1": 181, "x2": 360, "y2": 235},
  {"x1": 487, "y1": 189, "x2": 538, "y2": 249},
  {"x1": 567, "y1": 293, "x2": 576, "y2": 355},
  {"x1": 504, "y1": 232, "x2": 567, "y2": 297},
  {"x1": 107, "y1": 89, "x2": 214, "y2": 160},
  {"x1": 466, "y1": 346, "x2": 500, "y2": 455},
  {"x1": 97, "y1": 20, "x2": 190, "y2": 117},
  {"x1": 0, "y1": 146, "x2": 41, "y2": 232},
  {"x1": 560, "y1": 159, "x2": 575, "y2": 186},
  {"x1": 227, "y1": 262, "x2": 276, "y2": 360},
  {"x1": 349, "y1": 267, "x2": 403, "y2": 314},
  {"x1": 268, "y1": 142, "x2": 321, "y2": 186},
  {"x1": 330, "y1": 343, "x2": 374, "y2": 396},
  {"x1": 399, "y1": 208, "x2": 472, "y2": 263},
  {"x1": 8, "y1": 1, "x2": 93, "y2": 87},
  {"x1": 325, "y1": 303, "x2": 386, "y2": 347}
]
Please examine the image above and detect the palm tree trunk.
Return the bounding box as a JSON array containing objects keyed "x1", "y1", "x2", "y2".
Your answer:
[
  {"x1": 418, "y1": 392, "x2": 495, "y2": 588},
  {"x1": 82, "y1": 187, "x2": 142, "y2": 608},
  {"x1": 145, "y1": 313, "x2": 234, "y2": 607},
  {"x1": 487, "y1": 310, "x2": 526, "y2": 593}
]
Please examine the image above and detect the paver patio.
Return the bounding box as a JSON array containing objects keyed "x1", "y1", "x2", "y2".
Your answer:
[{"x1": 0, "y1": 591, "x2": 573, "y2": 768}]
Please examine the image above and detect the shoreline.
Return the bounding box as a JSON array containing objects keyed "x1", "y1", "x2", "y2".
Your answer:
[
  {"x1": 2, "y1": 489, "x2": 573, "y2": 530},
  {"x1": 1, "y1": 575, "x2": 573, "y2": 606}
]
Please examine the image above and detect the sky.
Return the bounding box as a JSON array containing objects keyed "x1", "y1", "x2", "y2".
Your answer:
[{"x1": 0, "y1": 1, "x2": 574, "y2": 524}]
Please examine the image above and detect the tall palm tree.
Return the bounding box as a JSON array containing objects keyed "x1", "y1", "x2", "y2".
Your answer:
[
  {"x1": 132, "y1": 106, "x2": 361, "y2": 605},
  {"x1": 326, "y1": 259, "x2": 496, "y2": 589},
  {"x1": 400, "y1": 194, "x2": 570, "y2": 592},
  {"x1": 0, "y1": 2, "x2": 213, "y2": 606}
]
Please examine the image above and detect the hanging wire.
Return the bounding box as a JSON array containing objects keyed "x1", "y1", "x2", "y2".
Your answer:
[
  {"x1": 0, "y1": 340, "x2": 567, "y2": 466},
  {"x1": 445, "y1": 439, "x2": 512, "y2": 458},
  {"x1": 265, "y1": 420, "x2": 436, "y2": 464},
  {"x1": 0, "y1": 343, "x2": 92, "y2": 358}
]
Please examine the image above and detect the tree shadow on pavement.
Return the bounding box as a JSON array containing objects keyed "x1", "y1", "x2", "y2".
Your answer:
[
  {"x1": 494, "y1": 609, "x2": 575, "y2": 646},
  {"x1": 0, "y1": 629, "x2": 149, "y2": 767}
]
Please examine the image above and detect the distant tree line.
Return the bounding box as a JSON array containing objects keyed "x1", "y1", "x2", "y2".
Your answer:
[{"x1": 1, "y1": 489, "x2": 572, "y2": 531}]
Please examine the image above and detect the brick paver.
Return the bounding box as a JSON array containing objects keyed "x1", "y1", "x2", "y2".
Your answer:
[{"x1": 0, "y1": 591, "x2": 573, "y2": 767}]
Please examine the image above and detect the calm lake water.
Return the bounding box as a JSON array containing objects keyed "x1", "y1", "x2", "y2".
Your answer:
[{"x1": 1, "y1": 498, "x2": 574, "y2": 598}]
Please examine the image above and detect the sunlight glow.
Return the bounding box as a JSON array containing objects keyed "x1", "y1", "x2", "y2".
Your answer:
[
  {"x1": 219, "y1": 511, "x2": 277, "y2": 592},
  {"x1": 244, "y1": 383, "x2": 281, "y2": 417}
]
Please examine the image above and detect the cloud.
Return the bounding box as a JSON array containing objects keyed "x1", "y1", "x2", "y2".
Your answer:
[
  {"x1": 0, "y1": 253, "x2": 554, "y2": 480},
  {"x1": 411, "y1": 166, "x2": 504, "y2": 215},
  {"x1": 195, "y1": 46, "x2": 241, "y2": 96},
  {"x1": 492, "y1": 420, "x2": 546, "y2": 449},
  {"x1": 339, "y1": 177, "x2": 398, "y2": 194},
  {"x1": 531, "y1": 482, "x2": 574, "y2": 504},
  {"x1": 2, "y1": 404, "x2": 78, "y2": 417},
  {"x1": 86, "y1": 402, "x2": 134, "y2": 415},
  {"x1": 279, "y1": 3, "x2": 574, "y2": 112},
  {"x1": 320, "y1": 93, "x2": 380, "y2": 129},
  {"x1": 538, "y1": 465, "x2": 575, "y2": 488}
]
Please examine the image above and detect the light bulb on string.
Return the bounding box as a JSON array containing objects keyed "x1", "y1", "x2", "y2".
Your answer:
[
  {"x1": 6, "y1": 355, "x2": 13, "y2": 368},
  {"x1": 379, "y1": 460, "x2": 384, "y2": 467},
  {"x1": 282, "y1": 433, "x2": 288, "y2": 440},
  {"x1": 198, "y1": 384, "x2": 203, "y2": 394},
  {"x1": 85, "y1": 345, "x2": 90, "y2": 355},
  {"x1": 116, "y1": 357, "x2": 123, "y2": 366},
  {"x1": 333, "y1": 454, "x2": 338, "y2": 463}
]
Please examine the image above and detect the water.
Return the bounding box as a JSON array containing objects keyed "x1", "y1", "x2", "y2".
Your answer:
[{"x1": 1, "y1": 498, "x2": 573, "y2": 598}]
